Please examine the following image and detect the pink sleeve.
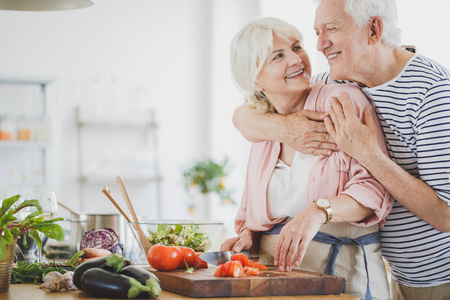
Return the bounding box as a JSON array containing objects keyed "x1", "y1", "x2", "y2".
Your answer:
[
  {"x1": 234, "y1": 142, "x2": 285, "y2": 234},
  {"x1": 337, "y1": 86, "x2": 394, "y2": 227},
  {"x1": 235, "y1": 181, "x2": 248, "y2": 235},
  {"x1": 341, "y1": 157, "x2": 393, "y2": 227}
]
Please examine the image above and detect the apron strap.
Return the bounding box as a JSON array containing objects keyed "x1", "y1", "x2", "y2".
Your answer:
[
  {"x1": 313, "y1": 231, "x2": 379, "y2": 300},
  {"x1": 263, "y1": 224, "x2": 379, "y2": 300}
]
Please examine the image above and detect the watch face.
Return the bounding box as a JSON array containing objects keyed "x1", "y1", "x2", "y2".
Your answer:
[{"x1": 317, "y1": 198, "x2": 330, "y2": 207}]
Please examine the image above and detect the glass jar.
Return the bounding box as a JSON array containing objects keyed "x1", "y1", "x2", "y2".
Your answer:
[
  {"x1": 0, "y1": 116, "x2": 16, "y2": 141},
  {"x1": 34, "y1": 115, "x2": 50, "y2": 142},
  {"x1": 16, "y1": 115, "x2": 33, "y2": 141}
]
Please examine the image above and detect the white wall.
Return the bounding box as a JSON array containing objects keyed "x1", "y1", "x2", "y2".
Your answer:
[{"x1": 0, "y1": 0, "x2": 259, "y2": 229}]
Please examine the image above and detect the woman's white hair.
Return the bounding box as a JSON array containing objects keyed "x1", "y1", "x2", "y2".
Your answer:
[
  {"x1": 230, "y1": 17, "x2": 304, "y2": 113},
  {"x1": 315, "y1": 0, "x2": 401, "y2": 47}
]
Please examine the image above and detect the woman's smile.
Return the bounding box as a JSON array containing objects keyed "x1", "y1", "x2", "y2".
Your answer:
[{"x1": 285, "y1": 68, "x2": 304, "y2": 79}]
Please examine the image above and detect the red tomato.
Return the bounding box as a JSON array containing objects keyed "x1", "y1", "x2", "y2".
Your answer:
[
  {"x1": 213, "y1": 261, "x2": 244, "y2": 277},
  {"x1": 249, "y1": 260, "x2": 269, "y2": 270},
  {"x1": 231, "y1": 253, "x2": 250, "y2": 267},
  {"x1": 195, "y1": 252, "x2": 208, "y2": 268},
  {"x1": 231, "y1": 253, "x2": 268, "y2": 270},
  {"x1": 147, "y1": 245, "x2": 182, "y2": 271},
  {"x1": 244, "y1": 266, "x2": 261, "y2": 276},
  {"x1": 177, "y1": 246, "x2": 196, "y2": 268},
  {"x1": 228, "y1": 261, "x2": 244, "y2": 277},
  {"x1": 213, "y1": 264, "x2": 225, "y2": 277}
]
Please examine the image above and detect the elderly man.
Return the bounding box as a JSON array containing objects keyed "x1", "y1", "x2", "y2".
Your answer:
[{"x1": 232, "y1": 0, "x2": 450, "y2": 299}]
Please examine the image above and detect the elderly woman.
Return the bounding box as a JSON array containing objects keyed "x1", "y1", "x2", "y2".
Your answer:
[{"x1": 221, "y1": 17, "x2": 393, "y2": 300}]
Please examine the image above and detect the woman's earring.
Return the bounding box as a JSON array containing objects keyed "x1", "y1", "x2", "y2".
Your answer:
[{"x1": 258, "y1": 90, "x2": 267, "y2": 98}]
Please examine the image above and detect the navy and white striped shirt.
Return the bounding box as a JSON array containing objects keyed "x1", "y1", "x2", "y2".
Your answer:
[{"x1": 312, "y1": 53, "x2": 450, "y2": 287}]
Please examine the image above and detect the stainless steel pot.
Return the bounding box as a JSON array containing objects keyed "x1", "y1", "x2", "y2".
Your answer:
[
  {"x1": 85, "y1": 213, "x2": 126, "y2": 235},
  {"x1": 67, "y1": 215, "x2": 86, "y2": 255},
  {"x1": 68, "y1": 213, "x2": 135, "y2": 254}
]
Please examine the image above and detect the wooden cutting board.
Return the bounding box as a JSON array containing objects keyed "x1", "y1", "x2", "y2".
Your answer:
[{"x1": 147, "y1": 267, "x2": 344, "y2": 298}]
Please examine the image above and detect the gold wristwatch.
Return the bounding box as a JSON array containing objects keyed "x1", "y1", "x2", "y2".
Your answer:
[{"x1": 315, "y1": 198, "x2": 332, "y2": 224}]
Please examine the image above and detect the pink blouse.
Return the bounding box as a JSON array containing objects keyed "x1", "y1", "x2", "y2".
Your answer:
[{"x1": 235, "y1": 82, "x2": 394, "y2": 234}]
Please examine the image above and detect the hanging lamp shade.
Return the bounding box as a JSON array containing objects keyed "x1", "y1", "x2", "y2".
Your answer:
[{"x1": 0, "y1": 0, "x2": 93, "y2": 11}]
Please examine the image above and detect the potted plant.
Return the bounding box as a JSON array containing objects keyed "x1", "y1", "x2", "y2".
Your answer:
[
  {"x1": 0, "y1": 194, "x2": 64, "y2": 292},
  {"x1": 183, "y1": 158, "x2": 234, "y2": 218}
]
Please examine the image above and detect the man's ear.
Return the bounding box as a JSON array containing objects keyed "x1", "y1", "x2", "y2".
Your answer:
[{"x1": 368, "y1": 16, "x2": 383, "y2": 45}]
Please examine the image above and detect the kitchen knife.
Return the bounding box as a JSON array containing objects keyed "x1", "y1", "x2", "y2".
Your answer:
[{"x1": 199, "y1": 250, "x2": 251, "y2": 266}]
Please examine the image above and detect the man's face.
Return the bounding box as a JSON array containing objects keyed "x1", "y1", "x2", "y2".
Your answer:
[{"x1": 314, "y1": 0, "x2": 369, "y2": 83}]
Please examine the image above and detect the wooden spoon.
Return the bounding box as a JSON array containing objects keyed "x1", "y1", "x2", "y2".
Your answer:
[
  {"x1": 57, "y1": 202, "x2": 79, "y2": 216},
  {"x1": 102, "y1": 186, "x2": 131, "y2": 222},
  {"x1": 116, "y1": 176, "x2": 152, "y2": 255}
]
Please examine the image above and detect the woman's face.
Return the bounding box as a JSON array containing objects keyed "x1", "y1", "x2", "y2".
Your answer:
[{"x1": 255, "y1": 34, "x2": 312, "y2": 114}]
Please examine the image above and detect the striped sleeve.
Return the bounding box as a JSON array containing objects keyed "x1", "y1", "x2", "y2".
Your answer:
[
  {"x1": 416, "y1": 78, "x2": 450, "y2": 205},
  {"x1": 311, "y1": 72, "x2": 355, "y2": 86}
]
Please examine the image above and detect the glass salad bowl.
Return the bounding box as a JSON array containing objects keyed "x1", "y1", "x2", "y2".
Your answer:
[{"x1": 127, "y1": 219, "x2": 224, "y2": 263}]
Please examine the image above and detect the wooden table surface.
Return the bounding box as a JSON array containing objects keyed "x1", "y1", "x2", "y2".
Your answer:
[{"x1": 5, "y1": 283, "x2": 358, "y2": 300}]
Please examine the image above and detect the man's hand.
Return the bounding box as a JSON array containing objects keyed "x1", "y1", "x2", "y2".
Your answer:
[
  {"x1": 233, "y1": 104, "x2": 337, "y2": 156},
  {"x1": 282, "y1": 110, "x2": 337, "y2": 156},
  {"x1": 325, "y1": 93, "x2": 450, "y2": 232},
  {"x1": 324, "y1": 93, "x2": 381, "y2": 164}
]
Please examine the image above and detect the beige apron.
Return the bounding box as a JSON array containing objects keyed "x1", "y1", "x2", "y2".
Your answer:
[{"x1": 259, "y1": 221, "x2": 391, "y2": 300}]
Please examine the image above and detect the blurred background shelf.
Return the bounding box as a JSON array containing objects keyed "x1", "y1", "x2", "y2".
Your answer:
[
  {"x1": 77, "y1": 120, "x2": 158, "y2": 129},
  {"x1": 76, "y1": 106, "x2": 162, "y2": 218},
  {"x1": 0, "y1": 79, "x2": 58, "y2": 198},
  {"x1": 0, "y1": 140, "x2": 50, "y2": 149}
]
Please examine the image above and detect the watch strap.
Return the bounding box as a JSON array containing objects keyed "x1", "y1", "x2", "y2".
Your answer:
[{"x1": 315, "y1": 199, "x2": 332, "y2": 224}]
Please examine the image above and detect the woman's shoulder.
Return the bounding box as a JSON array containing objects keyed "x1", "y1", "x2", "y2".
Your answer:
[
  {"x1": 317, "y1": 83, "x2": 371, "y2": 111},
  {"x1": 319, "y1": 82, "x2": 364, "y2": 97},
  {"x1": 306, "y1": 82, "x2": 370, "y2": 116}
]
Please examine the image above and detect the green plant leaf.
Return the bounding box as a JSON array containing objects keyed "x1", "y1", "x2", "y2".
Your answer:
[
  {"x1": 0, "y1": 195, "x2": 65, "y2": 245},
  {"x1": 16, "y1": 200, "x2": 42, "y2": 213},
  {"x1": 33, "y1": 223, "x2": 65, "y2": 241},
  {"x1": 0, "y1": 210, "x2": 16, "y2": 228},
  {"x1": 0, "y1": 195, "x2": 20, "y2": 216},
  {"x1": 27, "y1": 229, "x2": 42, "y2": 251},
  {"x1": 10, "y1": 227, "x2": 20, "y2": 237},
  {"x1": 40, "y1": 217, "x2": 64, "y2": 224},
  {"x1": 3, "y1": 228, "x2": 14, "y2": 245},
  {"x1": 23, "y1": 211, "x2": 44, "y2": 221}
]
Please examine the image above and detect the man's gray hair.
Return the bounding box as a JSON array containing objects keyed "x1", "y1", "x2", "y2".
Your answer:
[{"x1": 316, "y1": 0, "x2": 402, "y2": 47}]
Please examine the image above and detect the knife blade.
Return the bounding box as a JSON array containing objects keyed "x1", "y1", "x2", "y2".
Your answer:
[{"x1": 199, "y1": 250, "x2": 251, "y2": 266}]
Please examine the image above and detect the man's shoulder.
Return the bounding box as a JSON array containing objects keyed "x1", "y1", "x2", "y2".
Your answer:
[
  {"x1": 311, "y1": 72, "x2": 354, "y2": 85},
  {"x1": 311, "y1": 72, "x2": 334, "y2": 85},
  {"x1": 409, "y1": 54, "x2": 450, "y2": 81}
]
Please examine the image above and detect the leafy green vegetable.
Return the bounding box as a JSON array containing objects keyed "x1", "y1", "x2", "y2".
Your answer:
[
  {"x1": 11, "y1": 250, "x2": 85, "y2": 284},
  {"x1": 147, "y1": 224, "x2": 210, "y2": 252},
  {"x1": 0, "y1": 195, "x2": 64, "y2": 260},
  {"x1": 11, "y1": 261, "x2": 76, "y2": 284}
]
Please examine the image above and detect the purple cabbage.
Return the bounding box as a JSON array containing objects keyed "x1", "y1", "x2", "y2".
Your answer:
[{"x1": 79, "y1": 228, "x2": 123, "y2": 254}]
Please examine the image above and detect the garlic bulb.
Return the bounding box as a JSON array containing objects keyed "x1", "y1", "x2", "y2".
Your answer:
[
  {"x1": 40, "y1": 271, "x2": 66, "y2": 292},
  {"x1": 62, "y1": 271, "x2": 77, "y2": 290}
]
